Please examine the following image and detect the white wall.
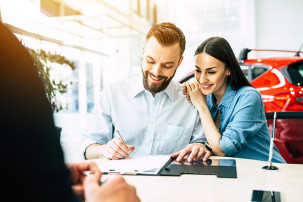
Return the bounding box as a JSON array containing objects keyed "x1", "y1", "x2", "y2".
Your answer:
[
  {"x1": 255, "y1": 0, "x2": 303, "y2": 57},
  {"x1": 153, "y1": 0, "x2": 256, "y2": 81},
  {"x1": 154, "y1": 0, "x2": 303, "y2": 76}
]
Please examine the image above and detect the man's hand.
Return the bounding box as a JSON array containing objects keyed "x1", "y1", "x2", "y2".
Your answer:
[
  {"x1": 84, "y1": 174, "x2": 140, "y2": 202},
  {"x1": 104, "y1": 138, "x2": 135, "y2": 160},
  {"x1": 170, "y1": 143, "x2": 211, "y2": 162}
]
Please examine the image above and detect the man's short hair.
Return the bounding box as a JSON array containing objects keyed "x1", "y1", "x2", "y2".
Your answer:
[{"x1": 146, "y1": 22, "x2": 186, "y2": 56}]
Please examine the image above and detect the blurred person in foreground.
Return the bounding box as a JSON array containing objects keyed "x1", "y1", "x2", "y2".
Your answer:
[{"x1": 0, "y1": 22, "x2": 140, "y2": 202}]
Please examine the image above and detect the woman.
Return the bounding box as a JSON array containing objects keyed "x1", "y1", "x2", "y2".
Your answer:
[{"x1": 181, "y1": 37, "x2": 285, "y2": 163}]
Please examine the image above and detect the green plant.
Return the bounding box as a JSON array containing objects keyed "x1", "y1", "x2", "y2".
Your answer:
[{"x1": 29, "y1": 49, "x2": 75, "y2": 112}]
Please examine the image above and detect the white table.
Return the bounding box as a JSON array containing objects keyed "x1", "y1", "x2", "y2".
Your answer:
[{"x1": 94, "y1": 156, "x2": 303, "y2": 202}]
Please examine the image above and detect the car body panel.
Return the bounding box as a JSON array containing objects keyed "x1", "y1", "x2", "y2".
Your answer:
[
  {"x1": 243, "y1": 58, "x2": 303, "y2": 112},
  {"x1": 267, "y1": 112, "x2": 303, "y2": 164}
]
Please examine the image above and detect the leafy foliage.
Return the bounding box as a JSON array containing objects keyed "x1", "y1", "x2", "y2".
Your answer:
[{"x1": 29, "y1": 49, "x2": 75, "y2": 112}]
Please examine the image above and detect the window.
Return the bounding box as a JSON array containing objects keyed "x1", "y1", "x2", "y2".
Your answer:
[
  {"x1": 66, "y1": 60, "x2": 79, "y2": 113},
  {"x1": 280, "y1": 61, "x2": 303, "y2": 86},
  {"x1": 240, "y1": 65, "x2": 250, "y2": 81},
  {"x1": 240, "y1": 65, "x2": 268, "y2": 82},
  {"x1": 86, "y1": 62, "x2": 94, "y2": 113},
  {"x1": 251, "y1": 66, "x2": 268, "y2": 80}
]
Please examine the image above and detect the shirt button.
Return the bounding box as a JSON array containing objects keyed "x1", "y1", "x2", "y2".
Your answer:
[
  {"x1": 220, "y1": 111, "x2": 222, "y2": 114},
  {"x1": 219, "y1": 105, "x2": 222, "y2": 109}
]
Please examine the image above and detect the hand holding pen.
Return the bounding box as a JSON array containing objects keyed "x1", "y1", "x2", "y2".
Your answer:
[
  {"x1": 67, "y1": 161, "x2": 102, "y2": 200},
  {"x1": 81, "y1": 162, "x2": 140, "y2": 202},
  {"x1": 104, "y1": 130, "x2": 135, "y2": 160}
]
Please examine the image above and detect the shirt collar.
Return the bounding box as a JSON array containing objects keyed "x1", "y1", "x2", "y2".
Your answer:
[
  {"x1": 131, "y1": 75, "x2": 175, "y2": 102},
  {"x1": 162, "y1": 80, "x2": 175, "y2": 102},
  {"x1": 209, "y1": 83, "x2": 236, "y2": 108},
  {"x1": 131, "y1": 75, "x2": 145, "y2": 98},
  {"x1": 220, "y1": 84, "x2": 236, "y2": 108}
]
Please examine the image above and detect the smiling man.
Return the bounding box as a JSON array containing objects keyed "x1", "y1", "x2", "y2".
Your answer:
[
  {"x1": 81, "y1": 22, "x2": 211, "y2": 162},
  {"x1": 142, "y1": 35, "x2": 181, "y2": 95}
]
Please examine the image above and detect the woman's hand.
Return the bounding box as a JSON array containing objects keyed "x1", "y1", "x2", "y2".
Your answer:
[
  {"x1": 182, "y1": 83, "x2": 191, "y2": 102},
  {"x1": 170, "y1": 143, "x2": 211, "y2": 162},
  {"x1": 186, "y1": 82, "x2": 207, "y2": 109},
  {"x1": 183, "y1": 82, "x2": 207, "y2": 109}
]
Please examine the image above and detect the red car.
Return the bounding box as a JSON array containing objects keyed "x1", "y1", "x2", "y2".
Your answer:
[
  {"x1": 180, "y1": 48, "x2": 303, "y2": 112},
  {"x1": 239, "y1": 48, "x2": 303, "y2": 112},
  {"x1": 179, "y1": 48, "x2": 303, "y2": 164}
]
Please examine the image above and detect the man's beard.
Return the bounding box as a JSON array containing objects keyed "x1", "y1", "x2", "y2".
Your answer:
[{"x1": 142, "y1": 69, "x2": 176, "y2": 95}]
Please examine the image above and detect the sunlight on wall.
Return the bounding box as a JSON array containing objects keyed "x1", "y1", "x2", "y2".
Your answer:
[
  {"x1": 0, "y1": 0, "x2": 149, "y2": 162},
  {"x1": 156, "y1": 0, "x2": 256, "y2": 82}
]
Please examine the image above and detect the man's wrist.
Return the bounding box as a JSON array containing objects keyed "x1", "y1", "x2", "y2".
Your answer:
[
  {"x1": 201, "y1": 141, "x2": 212, "y2": 153},
  {"x1": 85, "y1": 143, "x2": 104, "y2": 160}
]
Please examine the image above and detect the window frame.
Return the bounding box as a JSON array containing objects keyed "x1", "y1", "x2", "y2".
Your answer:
[{"x1": 240, "y1": 64, "x2": 270, "y2": 82}]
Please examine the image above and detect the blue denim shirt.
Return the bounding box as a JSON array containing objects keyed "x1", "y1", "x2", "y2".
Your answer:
[{"x1": 207, "y1": 84, "x2": 285, "y2": 163}]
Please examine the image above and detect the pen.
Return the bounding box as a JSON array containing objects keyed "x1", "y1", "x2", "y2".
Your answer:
[
  {"x1": 116, "y1": 130, "x2": 125, "y2": 143},
  {"x1": 83, "y1": 171, "x2": 93, "y2": 176},
  {"x1": 83, "y1": 171, "x2": 105, "y2": 185},
  {"x1": 116, "y1": 130, "x2": 134, "y2": 157}
]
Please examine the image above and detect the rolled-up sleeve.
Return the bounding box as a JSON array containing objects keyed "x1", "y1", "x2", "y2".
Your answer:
[
  {"x1": 81, "y1": 86, "x2": 114, "y2": 159},
  {"x1": 219, "y1": 90, "x2": 266, "y2": 157}
]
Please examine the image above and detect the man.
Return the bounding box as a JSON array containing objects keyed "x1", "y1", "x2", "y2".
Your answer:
[
  {"x1": 0, "y1": 22, "x2": 139, "y2": 202},
  {"x1": 82, "y1": 22, "x2": 211, "y2": 162}
]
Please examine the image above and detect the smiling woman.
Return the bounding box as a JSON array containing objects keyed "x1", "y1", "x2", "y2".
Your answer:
[
  {"x1": 184, "y1": 37, "x2": 286, "y2": 163},
  {"x1": 194, "y1": 52, "x2": 231, "y2": 104}
]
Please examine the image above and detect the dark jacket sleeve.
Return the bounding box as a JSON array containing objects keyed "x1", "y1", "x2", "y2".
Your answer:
[{"x1": 0, "y1": 22, "x2": 79, "y2": 202}]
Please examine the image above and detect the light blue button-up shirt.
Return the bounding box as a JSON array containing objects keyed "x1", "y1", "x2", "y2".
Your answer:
[
  {"x1": 81, "y1": 75, "x2": 205, "y2": 158},
  {"x1": 207, "y1": 84, "x2": 285, "y2": 163}
]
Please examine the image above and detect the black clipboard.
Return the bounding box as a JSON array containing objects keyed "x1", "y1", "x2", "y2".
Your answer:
[{"x1": 160, "y1": 158, "x2": 237, "y2": 178}]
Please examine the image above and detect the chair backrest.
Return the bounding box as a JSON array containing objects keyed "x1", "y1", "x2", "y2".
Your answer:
[{"x1": 266, "y1": 112, "x2": 303, "y2": 164}]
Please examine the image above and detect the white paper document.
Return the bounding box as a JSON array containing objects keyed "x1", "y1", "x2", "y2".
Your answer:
[{"x1": 98, "y1": 155, "x2": 172, "y2": 175}]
